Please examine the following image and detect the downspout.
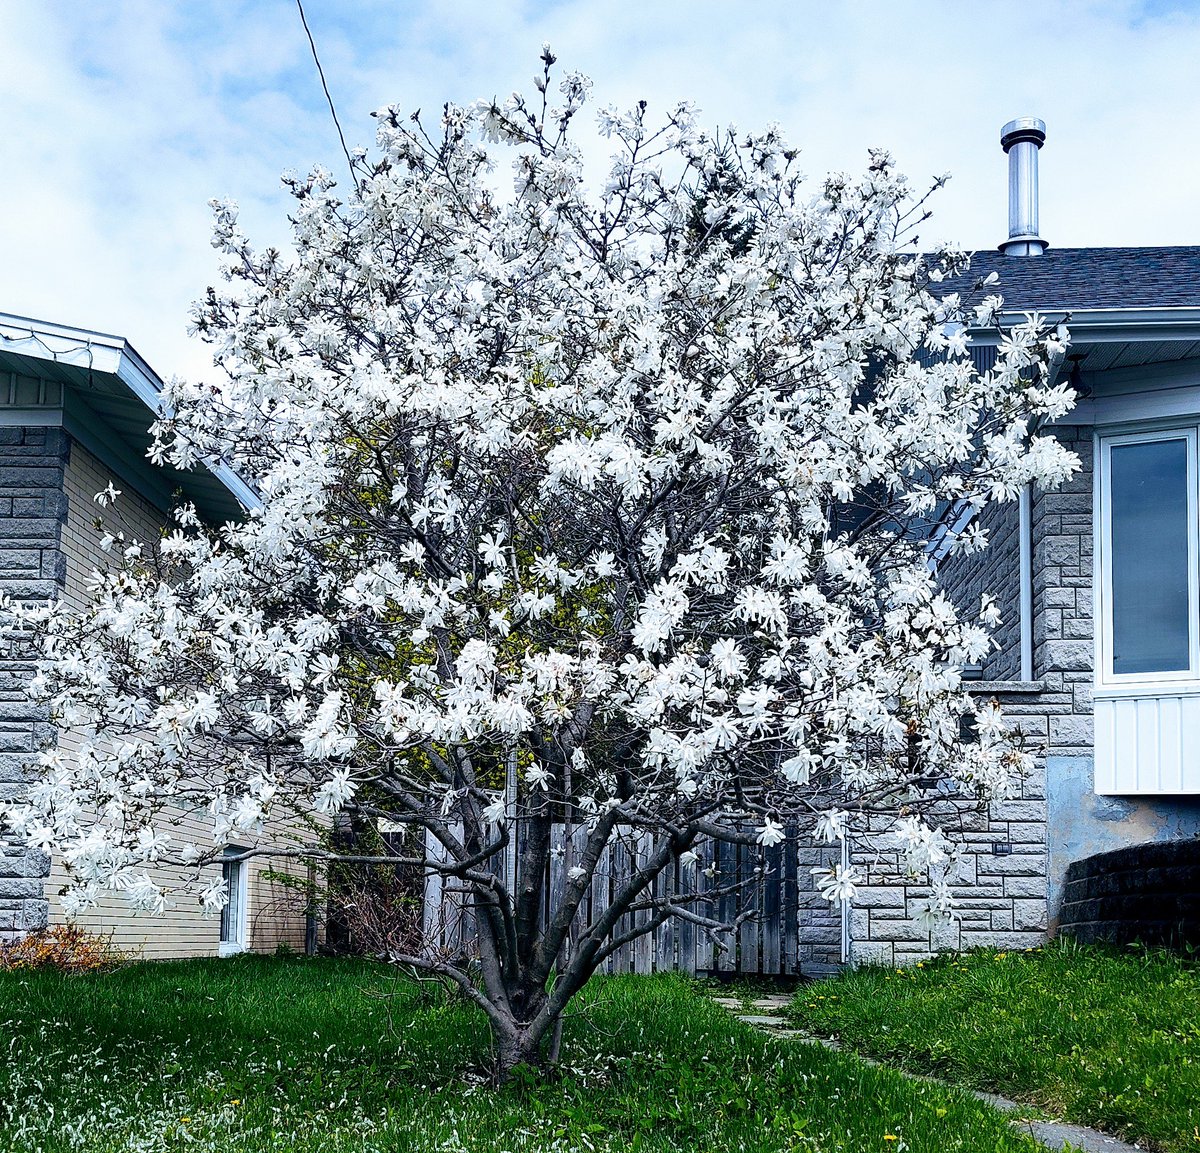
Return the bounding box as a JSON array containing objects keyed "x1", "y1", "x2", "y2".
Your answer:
[
  {"x1": 504, "y1": 750, "x2": 518, "y2": 889},
  {"x1": 1019, "y1": 485, "x2": 1034, "y2": 681},
  {"x1": 840, "y1": 834, "x2": 851, "y2": 965},
  {"x1": 1021, "y1": 334, "x2": 1068, "y2": 682}
]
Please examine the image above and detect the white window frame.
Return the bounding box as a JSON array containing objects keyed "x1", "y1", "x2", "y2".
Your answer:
[
  {"x1": 1096, "y1": 425, "x2": 1200, "y2": 690},
  {"x1": 218, "y1": 847, "x2": 249, "y2": 956}
]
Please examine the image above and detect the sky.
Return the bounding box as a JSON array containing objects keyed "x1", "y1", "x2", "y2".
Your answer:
[{"x1": 2, "y1": 0, "x2": 1199, "y2": 383}]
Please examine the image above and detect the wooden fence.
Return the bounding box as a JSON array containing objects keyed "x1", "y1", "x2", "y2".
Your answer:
[{"x1": 423, "y1": 822, "x2": 820, "y2": 976}]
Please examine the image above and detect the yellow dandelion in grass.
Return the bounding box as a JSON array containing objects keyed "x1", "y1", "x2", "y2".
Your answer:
[
  {"x1": 230, "y1": 1099, "x2": 242, "y2": 1106},
  {"x1": 883, "y1": 1134, "x2": 898, "y2": 1141}
]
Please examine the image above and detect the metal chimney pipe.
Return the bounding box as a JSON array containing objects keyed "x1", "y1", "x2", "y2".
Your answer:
[{"x1": 999, "y1": 117, "x2": 1047, "y2": 255}]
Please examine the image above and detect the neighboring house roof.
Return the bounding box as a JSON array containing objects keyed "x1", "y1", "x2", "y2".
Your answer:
[
  {"x1": 947, "y1": 247, "x2": 1200, "y2": 310},
  {"x1": 0, "y1": 312, "x2": 256, "y2": 523}
]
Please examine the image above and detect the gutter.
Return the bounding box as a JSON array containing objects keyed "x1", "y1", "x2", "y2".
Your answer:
[{"x1": 973, "y1": 306, "x2": 1200, "y2": 345}]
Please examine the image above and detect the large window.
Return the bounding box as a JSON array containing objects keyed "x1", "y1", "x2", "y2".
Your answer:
[
  {"x1": 1099, "y1": 428, "x2": 1200, "y2": 682},
  {"x1": 1096, "y1": 426, "x2": 1200, "y2": 795},
  {"x1": 219, "y1": 848, "x2": 248, "y2": 956}
]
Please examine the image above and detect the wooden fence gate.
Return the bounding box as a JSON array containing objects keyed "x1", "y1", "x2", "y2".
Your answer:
[{"x1": 423, "y1": 822, "x2": 832, "y2": 976}]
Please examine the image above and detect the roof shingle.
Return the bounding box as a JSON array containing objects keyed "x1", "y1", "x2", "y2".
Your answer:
[{"x1": 936, "y1": 246, "x2": 1200, "y2": 311}]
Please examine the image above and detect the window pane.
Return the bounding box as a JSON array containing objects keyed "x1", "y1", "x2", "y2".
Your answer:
[{"x1": 1110, "y1": 438, "x2": 1191, "y2": 675}]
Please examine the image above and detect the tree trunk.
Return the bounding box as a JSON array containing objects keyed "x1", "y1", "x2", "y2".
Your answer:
[{"x1": 492, "y1": 1017, "x2": 554, "y2": 1081}]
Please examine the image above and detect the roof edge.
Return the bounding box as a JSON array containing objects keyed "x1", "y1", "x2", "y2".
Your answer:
[
  {"x1": 0, "y1": 310, "x2": 259, "y2": 514},
  {"x1": 111, "y1": 351, "x2": 261, "y2": 512}
]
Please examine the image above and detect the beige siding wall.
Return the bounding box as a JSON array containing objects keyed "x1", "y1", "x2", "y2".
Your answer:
[
  {"x1": 47, "y1": 820, "x2": 315, "y2": 960},
  {"x1": 247, "y1": 847, "x2": 314, "y2": 954},
  {"x1": 46, "y1": 811, "x2": 226, "y2": 959},
  {"x1": 47, "y1": 441, "x2": 315, "y2": 958},
  {"x1": 59, "y1": 442, "x2": 166, "y2": 612}
]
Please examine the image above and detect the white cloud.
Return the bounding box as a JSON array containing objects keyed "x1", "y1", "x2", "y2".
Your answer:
[{"x1": 2, "y1": 0, "x2": 1199, "y2": 381}]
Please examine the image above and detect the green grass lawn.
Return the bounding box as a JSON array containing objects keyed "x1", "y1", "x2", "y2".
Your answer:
[
  {"x1": 0, "y1": 955, "x2": 1044, "y2": 1152},
  {"x1": 788, "y1": 940, "x2": 1200, "y2": 1153}
]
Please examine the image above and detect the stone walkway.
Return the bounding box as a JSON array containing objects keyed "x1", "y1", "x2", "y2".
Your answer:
[{"x1": 710, "y1": 994, "x2": 1144, "y2": 1153}]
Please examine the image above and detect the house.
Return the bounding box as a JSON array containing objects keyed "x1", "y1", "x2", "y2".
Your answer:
[
  {"x1": 808, "y1": 118, "x2": 1200, "y2": 970},
  {"x1": 0, "y1": 313, "x2": 313, "y2": 958}
]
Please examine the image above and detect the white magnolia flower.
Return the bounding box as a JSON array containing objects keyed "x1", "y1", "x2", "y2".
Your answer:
[
  {"x1": 709, "y1": 638, "x2": 745, "y2": 680},
  {"x1": 915, "y1": 880, "x2": 957, "y2": 928},
  {"x1": 813, "y1": 864, "x2": 860, "y2": 904},
  {"x1": 781, "y1": 749, "x2": 817, "y2": 785},
  {"x1": 314, "y1": 768, "x2": 357, "y2": 814},
  {"x1": 815, "y1": 809, "x2": 848, "y2": 844},
  {"x1": 121, "y1": 872, "x2": 166, "y2": 915},
  {"x1": 525, "y1": 765, "x2": 553, "y2": 792},
  {"x1": 199, "y1": 877, "x2": 229, "y2": 914}
]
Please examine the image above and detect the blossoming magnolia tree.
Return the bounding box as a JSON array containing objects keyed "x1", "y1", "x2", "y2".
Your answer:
[{"x1": 1, "y1": 53, "x2": 1076, "y2": 1074}]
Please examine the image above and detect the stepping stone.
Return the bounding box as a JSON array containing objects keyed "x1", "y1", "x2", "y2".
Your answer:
[
  {"x1": 749, "y1": 997, "x2": 791, "y2": 1011},
  {"x1": 1020, "y1": 1118, "x2": 1142, "y2": 1153},
  {"x1": 709, "y1": 993, "x2": 1144, "y2": 1153},
  {"x1": 736, "y1": 1013, "x2": 789, "y2": 1027}
]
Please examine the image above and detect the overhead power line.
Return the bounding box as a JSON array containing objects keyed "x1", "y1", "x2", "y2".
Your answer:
[{"x1": 295, "y1": 0, "x2": 359, "y2": 192}]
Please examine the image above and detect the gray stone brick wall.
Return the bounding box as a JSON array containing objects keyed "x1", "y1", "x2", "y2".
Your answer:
[
  {"x1": 845, "y1": 425, "x2": 1095, "y2": 965},
  {"x1": 1031, "y1": 425, "x2": 1094, "y2": 752},
  {"x1": 795, "y1": 842, "x2": 843, "y2": 975},
  {"x1": 832, "y1": 408, "x2": 1200, "y2": 968},
  {"x1": 0, "y1": 426, "x2": 68, "y2": 939},
  {"x1": 848, "y1": 751, "x2": 1048, "y2": 966}
]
